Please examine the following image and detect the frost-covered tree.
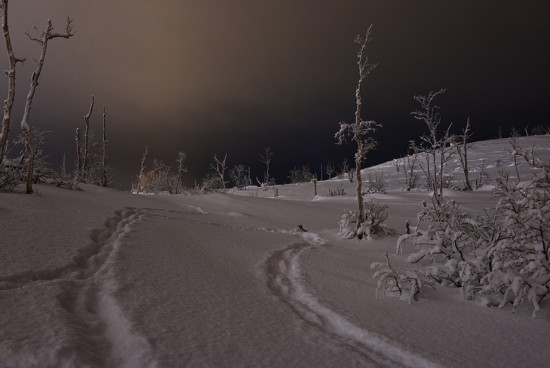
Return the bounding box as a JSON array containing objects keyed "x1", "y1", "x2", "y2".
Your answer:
[
  {"x1": 21, "y1": 17, "x2": 74, "y2": 193},
  {"x1": 135, "y1": 146, "x2": 148, "y2": 193},
  {"x1": 136, "y1": 158, "x2": 176, "y2": 194},
  {"x1": 365, "y1": 171, "x2": 387, "y2": 194},
  {"x1": 324, "y1": 161, "x2": 335, "y2": 180},
  {"x1": 175, "y1": 151, "x2": 187, "y2": 194},
  {"x1": 210, "y1": 153, "x2": 227, "y2": 190},
  {"x1": 229, "y1": 164, "x2": 249, "y2": 190},
  {"x1": 15, "y1": 127, "x2": 55, "y2": 185},
  {"x1": 410, "y1": 89, "x2": 454, "y2": 202},
  {"x1": 288, "y1": 164, "x2": 313, "y2": 184},
  {"x1": 337, "y1": 157, "x2": 354, "y2": 182},
  {"x1": 402, "y1": 145, "x2": 420, "y2": 190},
  {"x1": 454, "y1": 118, "x2": 473, "y2": 191},
  {"x1": 335, "y1": 24, "x2": 381, "y2": 230},
  {"x1": 100, "y1": 106, "x2": 109, "y2": 187},
  {"x1": 79, "y1": 95, "x2": 94, "y2": 181},
  {"x1": 0, "y1": 0, "x2": 25, "y2": 165},
  {"x1": 259, "y1": 146, "x2": 274, "y2": 186}
]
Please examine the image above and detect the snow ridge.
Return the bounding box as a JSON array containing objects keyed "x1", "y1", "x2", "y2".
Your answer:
[{"x1": 266, "y1": 231, "x2": 441, "y2": 368}]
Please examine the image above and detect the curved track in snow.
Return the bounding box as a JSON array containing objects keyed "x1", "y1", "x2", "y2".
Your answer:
[{"x1": 265, "y1": 231, "x2": 441, "y2": 368}]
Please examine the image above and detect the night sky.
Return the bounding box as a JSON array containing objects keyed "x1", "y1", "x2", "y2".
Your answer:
[{"x1": 1, "y1": 0, "x2": 549, "y2": 189}]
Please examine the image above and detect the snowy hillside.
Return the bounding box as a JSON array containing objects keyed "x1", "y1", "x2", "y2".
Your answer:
[{"x1": 1, "y1": 136, "x2": 549, "y2": 368}]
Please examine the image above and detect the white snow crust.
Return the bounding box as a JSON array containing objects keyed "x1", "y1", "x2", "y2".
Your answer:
[{"x1": 1, "y1": 136, "x2": 549, "y2": 367}]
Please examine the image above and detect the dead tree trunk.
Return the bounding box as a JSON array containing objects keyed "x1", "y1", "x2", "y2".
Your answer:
[
  {"x1": 456, "y1": 119, "x2": 473, "y2": 191},
  {"x1": 75, "y1": 127, "x2": 81, "y2": 180},
  {"x1": 0, "y1": 0, "x2": 25, "y2": 164},
  {"x1": 259, "y1": 146, "x2": 274, "y2": 186},
  {"x1": 82, "y1": 95, "x2": 94, "y2": 181},
  {"x1": 210, "y1": 153, "x2": 228, "y2": 190},
  {"x1": 136, "y1": 146, "x2": 148, "y2": 193},
  {"x1": 101, "y1": 105, "x2": 107, "y2": 187},
  {"x1": 21, "y1": 18, "x2": 74, "y2": 193}
]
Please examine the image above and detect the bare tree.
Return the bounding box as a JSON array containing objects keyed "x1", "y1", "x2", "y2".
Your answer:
[
  {"x1": 60, "y1": 153, "x2": 67, "y2": 179},
  {"x1": 335, "y1": 24, "x2": 381, "y2": 228},
  {"x1": 100, "y1": 105, "x2": 108, "y2": 187},
  {"x1": 229, "y1": 164, "x2": 249, "y2": 190},
  {"x1": 403, "y1": 148, "x2": 420, "y2": 190},
  {"x1": 175, "y1": 151, "x2": 187, "y2": 194},
  {"x1": 75, "y1": 127, "x2": 81, "y2": 180},
  {"x1": 81, "y1": 95, "x2": 94, "y2": 181},
  {"x1": 288, "y1": 164, "x2": 313, "y2": 184},
  {"x1": 210, "y1": 153, "x2": 227, "y2": 190},
  {"x1": 259, "y1": 146, "x2": 274, "y2": 186},
  {"x1": 136, "y1": 146, "x2": 148, "y2": 193},
  {"x1": 0, "y1": 0, "x2": 25, "y2": 164},
  {"x1": 455, "y1": 118, "x2": 473, "y2": 191},
  {"x1": 20, "y1": 17, "x2": 74, "y2": 193},
  {"x1": 410, "y1": 89, "x2": 454, "y2": 202},
  {"x1": 324, "y1": 161, "x2": 335, "y2": 179},
  {"x1": 392, "y1": 158, "x2": 401, "y2": 173}
]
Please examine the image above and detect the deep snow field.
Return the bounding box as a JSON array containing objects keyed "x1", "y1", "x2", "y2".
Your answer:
[{"x1": 1, "y1": 136, "x2": 549, "y2": 368}]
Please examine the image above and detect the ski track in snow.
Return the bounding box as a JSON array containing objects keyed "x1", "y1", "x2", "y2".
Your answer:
[
  {"x1": 265, "y1": 230, "x2": 442, "y2": 368},
  {"x1": 1, "y1": 207, "x2": 158, "y2": 368}
]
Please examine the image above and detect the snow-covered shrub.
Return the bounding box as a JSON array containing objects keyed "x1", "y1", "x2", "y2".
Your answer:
[
  {"x1": 0, "y1": 160, "x2": 22, "y2": 192},
  {"x1": 288, "y1": 165, "x2": 314, "y2": 184},
  {"x1": 200, "y1": 172, "x2": 225, "y2": 192},
  {"x1": 229, "y1": 164, "x2": 250, "y2": 190},
  {"x1": 338, "y1": 200, "x2": 392, "y2": 240},
  {"x1": 391, "y1": 146, "x2": 550, "y2": 317},
  {"x1": 371, "y1": 251, "x2": 434, "y2": 303},
  {"x1": 338, "y1": 210, "x2": 358, "y2": 239},
  {"x1": 328, "y1": 185, "x2": 346, "y2": 196},
  {"x1": 137, "y1": 159, "x2": 177, "y2": 194},
  {"x1": 365, "y1": 171, "x2": 387, "y2": 193}
]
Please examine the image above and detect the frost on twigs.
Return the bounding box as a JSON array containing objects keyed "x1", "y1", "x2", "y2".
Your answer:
[
  {"x1": 338, "y1": 200, "x2": 393, "y2": 240},
  {"x1": 392, "y1": 143, "x2": 550, "y2": 318},
  {"x1": 371, "y1": 251, "x2": 434, "y2": 304}
]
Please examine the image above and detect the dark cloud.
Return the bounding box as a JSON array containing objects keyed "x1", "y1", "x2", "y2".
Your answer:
[{"x1": 1, "y1": 0, "x2": 549, "y2": 188}]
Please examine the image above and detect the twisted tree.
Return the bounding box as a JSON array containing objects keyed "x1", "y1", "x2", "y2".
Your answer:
[{"x1": 21, "y1": 17, "x2": 74, "y2": 193}]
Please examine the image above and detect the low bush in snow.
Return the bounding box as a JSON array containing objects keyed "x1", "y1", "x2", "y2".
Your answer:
[
  {"x1": 380, "y1": 145, "x2": 550, "y2": 318},
  {"x1": 328, "y1": 185, "x2": 346, "y2": 197},
  {"x1": 371, "y1": 251, "x2": 435, "y2": 303},
  {"x1": 365, "y1": 171, "x2": 387, "y2": 194},
  {"x1": 338, "y1": 200, "x2": 393, "y2": 240}
]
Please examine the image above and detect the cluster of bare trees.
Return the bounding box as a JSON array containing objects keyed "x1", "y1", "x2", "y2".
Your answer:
[
  {"x1": 198, "y1": 148, "x2": 277, "y2": 192},
  {"x1": 0, "y1": 1, "x2": 77, "y2": 193},
  {"x1": 74, "y1": 95, "x2": 110, "y2": 187},
  {"x1": 133, "y1": 147, "x2": 187, "y2": 194},
  {"x1": 287, "y1": 165, "x2": 314, "y2": 184},
  {"x1": 0, "y1": 3, "x2": 117, "y2": 193}
]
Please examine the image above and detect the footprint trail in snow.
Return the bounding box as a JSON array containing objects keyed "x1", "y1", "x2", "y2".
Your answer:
[{"x1": 1, "y1": 208, "x2": 158, "y2": 368}]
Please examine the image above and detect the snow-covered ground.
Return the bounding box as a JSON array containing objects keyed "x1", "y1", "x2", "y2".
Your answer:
[{"x1": 1, "y1": 136, "x2": 549, "y2": 368}]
